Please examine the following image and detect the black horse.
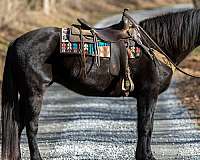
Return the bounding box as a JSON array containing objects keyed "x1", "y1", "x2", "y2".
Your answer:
[{"x1": 1, "y1": 9, "x2": 200, "y2": 160}]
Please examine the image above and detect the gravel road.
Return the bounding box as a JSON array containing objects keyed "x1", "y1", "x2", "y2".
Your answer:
[
  {"x1": 1, "y1": 4, "x2": 200, "y2": 160},
  {"x1": 20, "y1": 82, "x2": 200, "y2": 160}
]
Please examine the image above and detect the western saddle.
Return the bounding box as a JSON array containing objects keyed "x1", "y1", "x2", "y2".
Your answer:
[
  {"x1": 70, "y1": 8, "x2": 142, "y2": 96},
  {"x1": 76, "y1": 9, "x2": 132, "y2": 42}
]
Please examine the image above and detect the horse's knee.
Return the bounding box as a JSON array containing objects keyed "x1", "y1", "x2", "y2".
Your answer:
[
  {"x1": 27, "y1": 94, "x2": 43, "y2": 107},
  {"x1": 27, "y1": 120, "x2": 39, "y2": 133},
  {"x1": 24, "y1": 94, "x2": 43, "y2": 117}
]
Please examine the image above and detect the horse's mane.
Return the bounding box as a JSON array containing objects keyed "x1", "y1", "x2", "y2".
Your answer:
[{"x1": 139, "y1": 9, "x2": 200, "y2": 62}]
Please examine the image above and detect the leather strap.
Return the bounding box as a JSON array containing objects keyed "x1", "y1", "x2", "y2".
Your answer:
[
  {"x1": 153, "y1": 50, "x2": 176, "y2": 73},
  {"x1": 124, "y1": 12, "x2": 200, "y2": 78}
]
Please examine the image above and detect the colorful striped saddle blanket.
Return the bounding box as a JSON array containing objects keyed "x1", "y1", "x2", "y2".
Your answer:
[{"x1": 60, "y1": 27, "x2": 141, "y2": 59}]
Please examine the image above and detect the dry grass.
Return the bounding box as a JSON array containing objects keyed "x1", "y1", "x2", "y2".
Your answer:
[{"x1": 175, "y1": 50, "x2": 200, "y2": 126}]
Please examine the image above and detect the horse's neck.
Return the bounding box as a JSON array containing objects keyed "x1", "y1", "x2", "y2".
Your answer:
[
  {"x1": 173, "y1": 29, "x2": 200, "y2": 65},
  {"x1": 140, "y1": 9, "x2": 200, "y2": 65},
  {"x1": 154, "y1": 23, "x2": 200, "y2": 65},
  {"x1": 173, "y1": 25, "x2": 199, "y2": 64}
]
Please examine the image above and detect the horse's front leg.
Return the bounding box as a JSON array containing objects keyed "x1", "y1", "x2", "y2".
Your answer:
[{"x1": 136, "y1": 88, "x2": 158, "y2": 160}]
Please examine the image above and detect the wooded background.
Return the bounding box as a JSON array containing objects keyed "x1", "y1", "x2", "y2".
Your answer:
[
  {"x1": 193, "y1": 0, "x2": 200, "y2": 7},
  {"x1": 1, "y1": 0, "x2": 197, "y2": 29}
]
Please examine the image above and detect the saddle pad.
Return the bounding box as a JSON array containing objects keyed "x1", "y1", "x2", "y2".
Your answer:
[
  {"x1": 60, "y1": 28, "x2": 111, "y2": 57},
  {"x1": 60, "y1": 28, "x2": 141, "y2": 59}
]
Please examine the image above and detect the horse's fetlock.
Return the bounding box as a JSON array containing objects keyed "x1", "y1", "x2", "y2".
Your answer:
[{"x1": 140, "y1": 131, "x2": 149, "y2": 137}]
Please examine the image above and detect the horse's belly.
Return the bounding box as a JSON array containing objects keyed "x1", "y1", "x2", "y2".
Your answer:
[{"x1": 67, "y1": 62, "x2": 121, "y2": 96}]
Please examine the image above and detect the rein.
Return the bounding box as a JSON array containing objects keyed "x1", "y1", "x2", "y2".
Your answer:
[{"x1": 124, "y1": 12, "x2": 200, "y2": 78}]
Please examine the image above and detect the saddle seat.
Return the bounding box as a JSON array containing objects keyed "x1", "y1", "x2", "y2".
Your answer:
[{"x1": 76, "y1": 16, "x2": 132, "y2": 42}]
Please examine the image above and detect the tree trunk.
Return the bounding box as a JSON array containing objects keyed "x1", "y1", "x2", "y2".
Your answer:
[
  {"x1": 192, "y1": 0, "x2": 200, "y2": 8},
  {"x1": 43, "y1": 0, "x2": 50, "y2": 15},
  {"x1": 50, "y1": 0, "x2": 56, "y2": 12},
  {"x1": 27, "y1": 0, "x2": 36, "y2": 10}
]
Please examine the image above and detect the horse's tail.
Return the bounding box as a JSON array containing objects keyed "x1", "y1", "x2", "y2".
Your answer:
[{"x1": 1, "y1": 40, "x2": 19, "y2": 160}]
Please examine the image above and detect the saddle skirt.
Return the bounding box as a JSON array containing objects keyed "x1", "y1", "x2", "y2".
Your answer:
[{"x1": 60, "y1": 27, "x2": 142, "y2": 76}]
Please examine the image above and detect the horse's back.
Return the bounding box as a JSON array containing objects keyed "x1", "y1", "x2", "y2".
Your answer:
[{"x1": 15, "y1": 27, "x2": 60, "y2": 52}]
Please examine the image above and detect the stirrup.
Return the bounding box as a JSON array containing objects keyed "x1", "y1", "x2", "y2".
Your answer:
[{"x1": 122, "y1": 67, "x2": 134, "y2": 96}]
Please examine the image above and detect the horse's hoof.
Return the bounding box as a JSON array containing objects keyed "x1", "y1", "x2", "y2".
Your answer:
[
  {"x1": 31, "y1": 155, "x2": 42, "y2": 160},
  {"x1": 148, "y1": 154, "x2": 156, "y2": 160},
  {"x1": 136, "y1": 158, "x2": 156, "y2": 160},
  {"x1": 150, "y1": 157, "x2": 156, "y2": 160},
  {"x1": 136, "y1": 154, "x2": 156, "y2": 160}
]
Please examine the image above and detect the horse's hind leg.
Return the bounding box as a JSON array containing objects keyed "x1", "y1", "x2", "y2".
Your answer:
[
  {"x1": 20, "y1": 85, "x2": 44, "y2": 160},
  {"x1": 25, "y1": 93, "x2": 43, "y2": 160},
  {"x1": 17, "y1": 97, "x2": 28, "y2": 159},
  {"x1": 18, "y1": 95, "x2": 35, "y2": 159}
]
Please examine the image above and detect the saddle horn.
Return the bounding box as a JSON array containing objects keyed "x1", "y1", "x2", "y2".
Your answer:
[{"x1": 121, "y1": 8, "x2": 130, "y2": 30}]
